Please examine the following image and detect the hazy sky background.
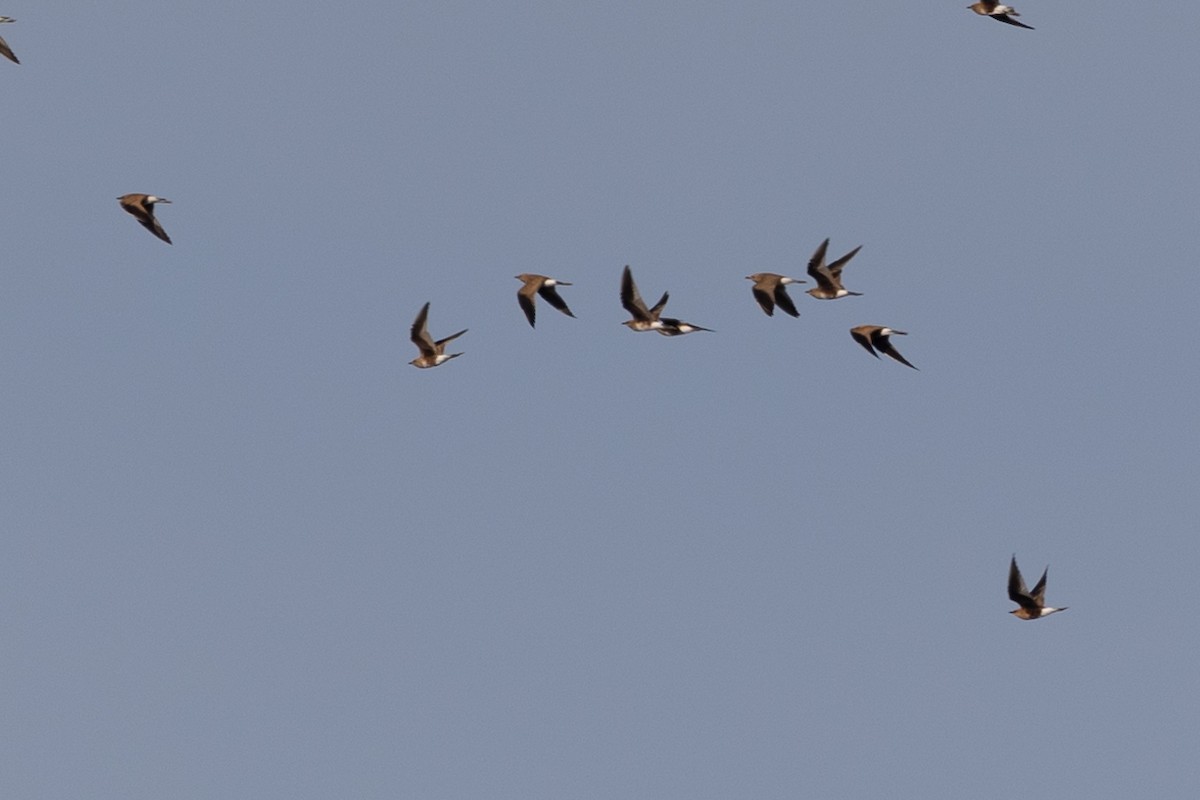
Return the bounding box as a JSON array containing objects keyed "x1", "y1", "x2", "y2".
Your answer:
[{"x1": 3, "y1": 3, "x2": 1199, "y2": 798}]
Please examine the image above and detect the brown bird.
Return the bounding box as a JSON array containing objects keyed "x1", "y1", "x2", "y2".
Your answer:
[
  {"x1": 805, "y1": 238, "x2": 863, "y2": 300},
  {"x1": 515, "y1": 274, "x2": 575, "y2": 328},
  {"x1": 0, "y1": 16, "x2": 19, "y2": 65},
  {"x1": 1008, "y1": 556, "x2": 1067, "y2": 619},
  {"x1": 968, "y1": 1, "x2": 1034, "y2": 29},
  {"x1": 117, "y1": 194, "x2": 173, "y2": 244},
  {"x1": 746, "y1": 273, "x2": 805, "y2": 317},
  {"x1": 408, "y1": 302, "x2": 467, "y2": 369},
  {"x1": 620, "y1": 265, "x2": 669, "y2": 332},
  {"x1": 850, "y1": 325, "x2": 918, "y2": 370}
]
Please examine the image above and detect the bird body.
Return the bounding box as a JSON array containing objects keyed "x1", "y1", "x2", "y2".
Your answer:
[
  {"x1": 515, "y1": 273, "x2": 575, "y2": 328},
  {"x1": 968, "y1": 1, "x2": 1034, "y2": 29},
  {"x1": 409, "y1": 302, "x2": 467, "y2": 368},
  {"x1": 619, "y1": 266, "x2": 711, "y2": 335},
  {"x1": 805, "y1": 238, "x2": 863, "y2": 299},
  {"x1": 117, "y1": 193, "x2": 173, "y2": 244},
  {"x1": 1008, "y1": 556, "x2": 1068, "y2": 619},
  {"x1": 850, "y1": 325, "x2": 918, "y2": 370},
  {"x1": 746, "y1": 272, "x2": 805, "y2": 317}
]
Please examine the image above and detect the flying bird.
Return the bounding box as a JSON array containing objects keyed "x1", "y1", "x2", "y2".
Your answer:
[
  {"x1": 657, "y1": 318, "x2": 713, "y2": 336},
  {"x1": 117, "y1": 194, "x2": 173, "y2": 244},
  {"x1": 746, "y1": 272, "x2": 805, "y2": 317},
  {"x1": 850, "y1": 325, "x2": 918, "y2": 370},
  {"x1": 0, "y1": 16, "x2": 19, "y2": 65},
  {"x1": 1008, "y1": 556, "x2": 1068, "y2": 620},
  {"x1": 515, "y1": 274, "x2": 575, "y2": 328},
  {"x1": 805, "y1": 238, "x2": 863, "y2": 300},
  {"x1": 968, "y1": 1, "x2": 1034, "y2": 29},
  {"x1": 620, "y1": 265, "x2": 669, "y2": 332},
  {"x1": 409, "y1": 302, "x2": 467, "y2": 369}
]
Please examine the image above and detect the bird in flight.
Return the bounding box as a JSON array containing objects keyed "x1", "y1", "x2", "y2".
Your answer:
[
  {"x1": 1008, "y1": 556, "x2": 1068, "y2": 620},
  {"x1": 620, "y1": 265, "x2": 670, "y2": 332},
  {"x1": 805, "y1": 238, "x2": 863, "y2": 300},
  {"x1": 746, "y1": 272, "x2": 805, "y2": 317},
  {"x1": 409, "y1": 302, "x2": 467, "y2": 369},
  {"x1": 515, "y1": 274, "x2": 576, "y2": 328},
  {"x1": 850, "y1": 325, "x2": 918, "y2": 370},
  {"x1": 117, "y1": 194, "x2": 174, "y2": 244},
  {"x1": 968, "y1": 1, "x2": 1034, "y2": 29}
]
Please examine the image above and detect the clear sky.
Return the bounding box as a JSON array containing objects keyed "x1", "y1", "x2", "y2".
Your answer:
[{"x1": 3, "y1": 3, "x2": 1199, "y2": 798}]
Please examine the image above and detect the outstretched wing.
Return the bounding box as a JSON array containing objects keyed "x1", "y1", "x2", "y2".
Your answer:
[
  {"x1": 752, "y1": 286, "x2": 776, "y2": 316},
  {"x1": 435, "y1": 329, "x2": 468, "y2": 349},
  {"x1": 648, "y1": 291, "x2": 669, "y2": 319},
  {"x1": 827, "y1": 245, "x2": 862, "y2": 279},
  {"x1": 873, "y1": 331, "x2": 918, "y2": 370},
  {"x1": 1008, "y1": 556, "x2": 1032, "y2": 604},
  {"x1": 140, "y1": 214, "x2": 173, "y2": 245},
  {"x1": 993, "y1": 14, "x2": 1034, "y2": 30},
  {"x1": 773, "y1": 285, "x2": 800, "y2": 317},
  {"x1": 850, "y1": 327, "x2": 880, "y2": 359},
  {"x1": 410, "y1": 302, "x2": 436, "y2": 355},
  {"x1": 1029, "y1": 567, "x2": 1049, "y2": 606},
  {"x1": 517, "y1": 291, "x2": 537, "y2": 327},
  {"x1": 621, "y1": 266, "x2": 651, "y2": 320},
  {"x1": 806, "y1": 238, "x2": 832, "y2": 287},
  {"x1": 538, "y1": 284, "x2": 575, "y2": 318},
  {"x1": 0, "y1": 34, "x2": 18, "y2": 64}
]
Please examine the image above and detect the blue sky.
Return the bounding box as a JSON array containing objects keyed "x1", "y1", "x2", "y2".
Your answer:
[{"x1": 3, "y1": 3, "x2": 1199, "y2": 798}]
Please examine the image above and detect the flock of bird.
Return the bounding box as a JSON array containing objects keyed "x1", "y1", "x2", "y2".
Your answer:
[
  {"x1": 0, "y1": 10, "x2": 1044, "y2": 379},
  {"x1": 2, "y1": 9, "x2": 1066, "y2": 618},
  {"x1": 102, "y1": 188, "x2": 925, "y2": 373},
  {"x1": 410, "y1": 243, "x2": 919, "y2": 369},
  {"x1": 403, "y1": 0, "x2": 1064, "y2": 618},
  {"x1": 415, "y1": 240, "x2": 918, "y2": 369}
]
